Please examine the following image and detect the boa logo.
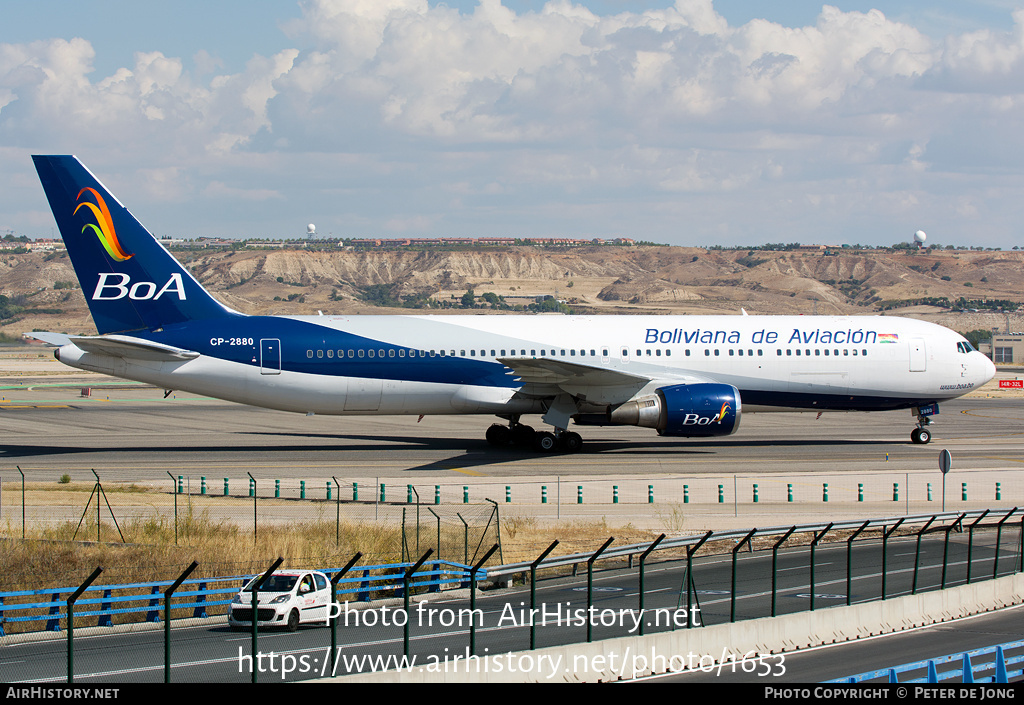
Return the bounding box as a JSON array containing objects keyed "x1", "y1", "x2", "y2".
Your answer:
[
  {"x1": 682, "y1": 402, "x2": 731, "y2": 426},
  {"x1": 74, "y1": 188, "x2": 133, "y2": 262},
  {"x1": 92, "y1": 272, "x2": 187, "y2": 301}
]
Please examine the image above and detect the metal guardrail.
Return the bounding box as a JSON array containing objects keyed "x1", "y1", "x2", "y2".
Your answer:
[
  {"x1": 0, "y1": 560, "x2": 482, "y2": 636},
  {"x1": 829, "y1": 639, "x2": 1024, "y2": 683},
  {"x1": 486, "y1": 509, "x2": 1024, "y2": 579}
]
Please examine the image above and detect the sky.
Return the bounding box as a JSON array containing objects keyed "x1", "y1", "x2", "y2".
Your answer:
[{"x1": 2, "y1": 0, "x2": 1024, "y2": 248}]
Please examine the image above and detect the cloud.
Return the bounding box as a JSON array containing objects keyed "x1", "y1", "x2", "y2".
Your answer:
[{"x1": 3, "y1": 1, "x2": 1024, "y2": 245}]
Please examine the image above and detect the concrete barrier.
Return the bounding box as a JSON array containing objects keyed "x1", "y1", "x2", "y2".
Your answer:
[{"x1": 320, "y1": 573, "x2": 1024, "y2": 683}]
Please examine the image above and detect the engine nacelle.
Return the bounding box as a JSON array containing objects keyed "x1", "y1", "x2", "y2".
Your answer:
[{"x1": 605, "y1": 383, "x2": 741, "y2": 437}]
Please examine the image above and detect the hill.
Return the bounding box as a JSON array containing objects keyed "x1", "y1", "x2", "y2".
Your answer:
[{"x1": 1, "y1": 246, "x2": 1021, "y2": 338}]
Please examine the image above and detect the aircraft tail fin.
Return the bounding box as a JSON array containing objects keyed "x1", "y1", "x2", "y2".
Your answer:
[{"x1": 32, "y1": 155, "x2": 239, "y2": 334}]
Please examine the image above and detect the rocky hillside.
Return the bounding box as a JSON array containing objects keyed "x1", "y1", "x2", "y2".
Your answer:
[{"x1": 2, "y1": 246, "x2": 1021, "y2": 337}]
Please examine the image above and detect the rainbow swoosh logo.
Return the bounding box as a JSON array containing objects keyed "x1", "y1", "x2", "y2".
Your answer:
[
  {"x1": 713, "y1": 402, "x2": 731, "y2": 423},
  {"x1": 74, "y1": 188, "x2": 133, "y2": 262}
]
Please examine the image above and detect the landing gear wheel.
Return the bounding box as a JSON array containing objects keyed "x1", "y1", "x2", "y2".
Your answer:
[
  {"x1": 533, "y1": 431, "x2": 558, "y2": 453},
  {"x1": 561, "y1": 431, "x2": 583, "y2": 453},
  {"x1": 511, "y1": 424, "x2": 536, "y2": 446},
  {"x1": 911, "y1": 427, "x2": 931, "y2": 444},
  {"x1": 486, "y1": 424, "x2": 511, "y2": 447}
]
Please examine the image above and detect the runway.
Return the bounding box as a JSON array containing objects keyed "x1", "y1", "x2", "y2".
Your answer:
[{"x1": 2, "y1": 369, "x2": 1023, "y2": 531}]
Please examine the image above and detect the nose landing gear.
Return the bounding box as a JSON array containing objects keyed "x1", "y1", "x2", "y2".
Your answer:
[{"x1": 911, "y1": 409, "x2": 934, "y2": 444}]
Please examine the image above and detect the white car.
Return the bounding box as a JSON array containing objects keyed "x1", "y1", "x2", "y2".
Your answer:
[{"x1": 229, "y1": 570, "x2": 333, "y2": 631}]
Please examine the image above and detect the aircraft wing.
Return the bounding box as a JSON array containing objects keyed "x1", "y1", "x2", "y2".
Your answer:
[
  {"x1": 67, "y1": 335, "x2": 200, "y2": 362},
  {"x1": 498, "y1": 356, "x2": 714, "y2": 404}
]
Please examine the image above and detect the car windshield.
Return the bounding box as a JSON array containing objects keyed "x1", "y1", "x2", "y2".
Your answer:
[{"x1": 244, "y1": 574, "x2": 297, "y2": 593}]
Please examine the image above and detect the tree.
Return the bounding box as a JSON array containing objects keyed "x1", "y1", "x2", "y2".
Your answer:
[{"x1": 461, "y1": 289, "x2": 475, "y2": 308}]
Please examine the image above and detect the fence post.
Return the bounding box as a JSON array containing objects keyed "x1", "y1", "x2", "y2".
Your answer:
[
  {"x1": 648, "y1": 485, "x2": 654, "y2": 504},
  {"x1": 403, "y1": 550, "x2": 433, "y2": 657},
  {"x1": 810, "y1": 523, "x2": 833, "y2": 612},
  {"x1": 469, "y1": 545, "x2": 499, "y2": 656},
  {"x1": 67, "y1": 566, "x2": 103, "y2": 684},
  {"x1": 967, "y1": 510, "x2": 990, "y2": 584},
  {"x1": 882, "y1": 519, "x2": 904, "y2": 600},
  {"x1": 329, "y1": 552, "x2": 362, "y2": 676},
  {"x1": 250, "y1": 557, "x2": 284, "y2": 685},
  {"x1": 685, "y1": 531, "x2": 713, "y2": 629},
  {"x1": 846, "y1": 521, "x2": 871, "y2": 607},
  {"x1": 772, "y1": 527, "x2": 797, "y2": 617},
  {"x1": 684, "y1": 485, "x2": 689, "y2": 503},
  {"x1": 638, "y1": 534, "x2": 666, "y2": 637},
  {"x1": 993, "y1": 508, "x2": 1018, "y2": 580},
  {"x1": 530, "y1": 540, "x2": 560, "y2": 649},
  {"x1": 788, "y1": 484, "x2": 793, "y2": 503},
  {"x1": 541, "y1": 486, "x2": 547, "y2": 504},
  {"x1": 586, "y1": 537, "x2": 615, "y2": 643},
  {"x1": 613, "y1": 486, "x2": 618, "y2": 504},
  {"x1": 730, "y1": 529, "x2": 756, "y2": 623},
  {"x1": 753, "y1": 484, "x2": 759, "y2": 503},
  {"x1": 163, "y1": 561, "x2": 198, "y2": 683},
  {"x1": 912, "y1": 516, "x2": 936, "y2": 595},
  {"x1": 718, "y1": 485, "x2": 724, "y2": 503}
]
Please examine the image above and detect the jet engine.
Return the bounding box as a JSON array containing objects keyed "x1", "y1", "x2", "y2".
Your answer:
[{"x1": 577, "y1": 383, "x2": 741, "y2": 437}]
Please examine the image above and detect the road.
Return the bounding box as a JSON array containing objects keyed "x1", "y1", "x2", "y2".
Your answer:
[{"x1": 0, "y1": 530, "x2": 1018, "y2": 683}]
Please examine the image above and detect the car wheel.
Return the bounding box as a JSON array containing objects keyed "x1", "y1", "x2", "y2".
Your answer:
[{"x1": 287, "y1": 609, "x2": 299, "y2": 632}]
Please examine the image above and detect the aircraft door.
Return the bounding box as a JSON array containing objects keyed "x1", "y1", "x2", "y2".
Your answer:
[
  {"x1": 909, "y1": 338, "x2": 927, "y2": 372},
  {"x1": 260, "y1": 339, "x2": 281, "y2": 375}
]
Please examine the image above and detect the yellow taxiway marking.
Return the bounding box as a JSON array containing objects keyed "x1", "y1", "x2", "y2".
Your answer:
[{"x1": 448, "y1": 468, "x2": 487, "y2": 477}]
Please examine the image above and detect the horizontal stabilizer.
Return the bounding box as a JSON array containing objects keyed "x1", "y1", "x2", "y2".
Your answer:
[
  {"x1": 68, "y1": 335, "x2": 199, "y2": 361},
  {"x1": 25, "y1": 331, "x2": 72, "y2": 346}
]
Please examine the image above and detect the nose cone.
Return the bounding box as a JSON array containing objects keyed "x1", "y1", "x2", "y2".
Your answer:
[{"x1": 976, "y1": 352, "x2": 996, "y2": 385}]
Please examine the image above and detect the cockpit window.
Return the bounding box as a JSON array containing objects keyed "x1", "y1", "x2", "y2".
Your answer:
[{"x1": 957, "y1": 341, "x2": 975, "y2": 354}]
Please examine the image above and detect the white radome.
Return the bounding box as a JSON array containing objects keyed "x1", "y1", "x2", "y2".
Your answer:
[
  {"x1": 914, "y1": 230, "x2": 926, "y2": 244},
  {"x1": 307, "y1": 224, "x2": 316, "y2": 235}
]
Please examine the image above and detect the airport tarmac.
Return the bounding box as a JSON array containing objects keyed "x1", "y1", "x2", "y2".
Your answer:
[{"x1": 1, "y1": 353, "x2": 1022, "y2": 531}]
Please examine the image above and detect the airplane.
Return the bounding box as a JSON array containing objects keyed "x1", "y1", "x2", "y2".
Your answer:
[{"x1": 30, "y1": 155, "x2": 996, "y2": 452}]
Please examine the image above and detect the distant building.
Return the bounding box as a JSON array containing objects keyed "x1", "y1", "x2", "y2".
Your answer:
[{"x1": 979, "y1": 334, "x2": 1024, "y2": 365}]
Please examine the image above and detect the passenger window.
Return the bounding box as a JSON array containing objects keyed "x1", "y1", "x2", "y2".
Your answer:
[
  {"x1": 714, "y1": 349, "x2": 720, "y2": 356},
  {"x1": 460, "y1": 350, "x2": 465, "y2": 356},
  {"x1": 327, "y1": 350, "x2": 333, "y2": 358},
  {"x1": 570, "y1": 350, "x2": 576, "y2": 356},
  {"x1": 656, "y1": 349, "x2": 661, "y2": 356},
  {"x1": 368, "y1": 350, "x2": 375, "y2": 358},
  {"x1": 317, "y1": 350, "x2": 323, "y2": 358},
  {"x1": 389, "y1": 350, "x2": 395, "y2": 357},
  {"x1": 400, "y1": 350, "x2": 406, "y2": 357},
  {"x1": 348, "y1": 349, "x2": 354, "y2": 357},
  {"x1": 306, "y1": 350, "x2": 313, "y2": 358},
  {"x1": 358, "y1": 350, "x2": 365, "y2": 358}
]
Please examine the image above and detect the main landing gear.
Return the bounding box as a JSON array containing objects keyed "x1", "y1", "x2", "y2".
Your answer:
[
  {"x1": 485, "y1": 417, "x2": 583, "y2": 453},
  {"x1": 911, "y1": 412, "x2": 933, "y2": 444}
]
